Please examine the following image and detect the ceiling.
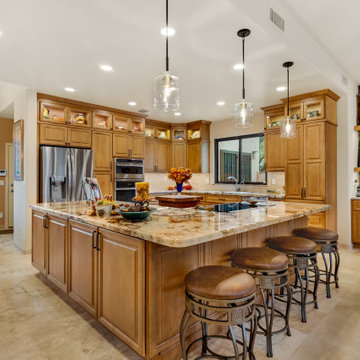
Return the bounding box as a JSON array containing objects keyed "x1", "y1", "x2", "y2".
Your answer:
[{"x1": 0, "y1": 0, "x2": 351, "y2": 122}]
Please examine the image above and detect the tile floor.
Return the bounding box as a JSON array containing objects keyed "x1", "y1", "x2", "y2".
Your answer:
[{"x1": 0, "y1": 234, "x2": 360, "y2": 360}]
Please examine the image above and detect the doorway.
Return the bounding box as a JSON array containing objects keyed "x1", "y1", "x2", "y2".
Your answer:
[{"x1": 5, "y1": 143, "x2": 14, "y2": 228}]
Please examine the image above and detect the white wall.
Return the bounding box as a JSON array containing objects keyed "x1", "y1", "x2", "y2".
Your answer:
[{"x1": 0, "y1": 81, "x2": 37, "y2": 252}]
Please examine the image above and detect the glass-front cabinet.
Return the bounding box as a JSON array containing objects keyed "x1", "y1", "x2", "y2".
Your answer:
[
  {"x1": 92, "y1": 111, "x2": 113, "y2": 130},
  {"x1": 40, "y1": 102, "x2": 67, "y2": 124},
  {"x1": 172, "y1": 127, "x2": 186, "y2": 141},
  {"x1": 303, "y1": 98, "x2": 324, "y2": 120},
  {"x1": 113, "y1": 114, "x2": 131, "y2": 132},
  {"x1": 68, "y1": 107, "x2": 91, "y2": 127},
  {"x1": 155, "y1": 127, "x2": 170, "y2": 140},
  {"x1": 261, "y1": 104, "x2": 284, "y2": 129},
  {"x1": 131, "y1": 118, "x2": 145, "y2": 134}
]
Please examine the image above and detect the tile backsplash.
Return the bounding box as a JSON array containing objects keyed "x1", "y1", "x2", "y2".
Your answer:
[{"x1": 145, "y1": 172, "x2": 285, "y2": 195}]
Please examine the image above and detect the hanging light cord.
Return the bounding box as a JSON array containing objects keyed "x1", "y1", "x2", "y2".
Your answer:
[
  {"x1": 165, "y1": 0, "x2": 169, "y2": 72},
  {"x1": 242, "y1": 37, "x2": 245, "y2": 100},
  {"x1": 287, "y1": 66, "x2": 290, "y2": 117}
]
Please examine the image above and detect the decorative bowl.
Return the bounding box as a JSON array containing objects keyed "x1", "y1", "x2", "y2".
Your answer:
[{"x1": 115, "y1": 208, "x2": 156, "y2": 222}]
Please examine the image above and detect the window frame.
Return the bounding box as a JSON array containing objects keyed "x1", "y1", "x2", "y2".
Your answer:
[{"x1": 214, "y1": 132, "x2": 267, "y2": 185}]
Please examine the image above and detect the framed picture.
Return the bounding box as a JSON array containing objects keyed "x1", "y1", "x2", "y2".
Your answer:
[{"x1": 13, "y1": 119, "x2": 24, "y2": 181}]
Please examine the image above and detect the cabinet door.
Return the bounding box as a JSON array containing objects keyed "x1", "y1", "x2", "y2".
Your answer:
[
  {"x1": 352, "y1": 210, "x2": 360, "y2": 244},
  {"x1": 47, "y1": 215, "x2": 68, "y2": 292},
  {"x1": 68, "y1": 221, "x2": 97, "y2": 317},
  {"x1": 113, "y1": 133, "x2": 130, "y2": 157},
  {"x1": 144, "y1": 138, "x2": 155, "y2": 172},
  {"x1": 187, "y1": 141, "x2": 201, "y2": 173},
  {"x1": 32, "y1": 211, "x2": 47, "y2": 275},
  {"x1": 130, "y1": 135, "x2": 145, "y2": 159},
  {"x1": 94, "y1": 172, "x2": 113, "y2": 198},
  {"x1": 97, "y1": 229, "x2": 145, "y2": 356},
  {"x1": 285, "y1": 125, "x2": 304, "y2": 200},
  {"x1": 39, "y1": 124, "x2": 67, "y2": 146},
  {"x1": 172, "y1": 142, "x2": 187, "y2": 168},
  {"x1": 265, "y1": 130, "x2": 285, "y2": 171},
  {"x1": 155, "y1": 141, "x2": 171, "y2": 172},
  {"x1": 303, "y1": 97, "x2": 325, "y2": 121},
  {"x1": 303, "y1": 122, "x2": 325, "y2": 201},
  {"x1": 67, "y1": 128, "x2": 92, "y2": 148},
  {"x1": 92, "y1": 131, "x2": 113, "y2": 172},
  {"x1": 308, "y1": 212, "x2": 326, "y2": 229}
]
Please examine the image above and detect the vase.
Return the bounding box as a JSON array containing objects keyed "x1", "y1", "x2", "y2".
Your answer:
[{"x1": 176, "y1": 182, "x2": 183, "y2": 198}]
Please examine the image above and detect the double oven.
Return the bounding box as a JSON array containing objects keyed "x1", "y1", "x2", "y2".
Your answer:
[{"x1": 114, "y1": 158, "x2": 144, "y2": 202}]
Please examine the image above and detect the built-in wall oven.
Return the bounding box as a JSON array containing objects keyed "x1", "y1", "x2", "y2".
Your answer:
[{"x1": 114, "y1": 158, "x2": 144, "y2": 202}]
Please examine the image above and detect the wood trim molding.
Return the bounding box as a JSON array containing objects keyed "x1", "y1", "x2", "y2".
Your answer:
[{"x1": 280, "y1": 89, "x2": 340, "y2": 102}]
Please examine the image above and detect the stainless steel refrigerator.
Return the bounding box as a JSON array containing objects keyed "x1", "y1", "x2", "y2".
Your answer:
[{"x1": 40, "y1": 146, "x2": 93, "y2": 202}]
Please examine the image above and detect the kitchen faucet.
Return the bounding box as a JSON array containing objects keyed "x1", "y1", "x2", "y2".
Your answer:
[{"x1": 227, "y1": 176, "x2": 243, "y2": 192}]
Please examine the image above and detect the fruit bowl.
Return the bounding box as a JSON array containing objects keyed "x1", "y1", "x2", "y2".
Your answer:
[{"x1": 114, "y1": 208, "x2": 156, "y2": 222}]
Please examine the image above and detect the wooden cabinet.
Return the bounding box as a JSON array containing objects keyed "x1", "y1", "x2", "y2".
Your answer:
[
  {"x1": 187, "y1": 140, "x2": 209, "y2": 173},
  {"x1": 94, "y1": 172, "x2": 113, "y2": 197},
  {"x1": 68, "y1": 221, "x2": 98, "y2": 317},
  {"x1": 205, "y1": 194, "x2": 241, "y2": 204},
  {"x1": 47, "y1": 215, "x2": 68, "y2": 292},
  {"x1": 145, "y1": 139, "x2": 171, "y2": 172},
  {"x1": 352, "y1": 200, "x2": 360, "y2": 246},
  {"x1": 265, "y1": 130, "x2": 285, "y2": 171},
  {"x1": 144, "y1": 138, "x2": 156, "y2": 172},
  {"x1": 92, "y1": 131, "x2": 113, "y2": 172},
  {"x1": 39, "y1": 124, "x2": 91, "y2": 147},
  {"x1": 97, "y1": 229, "x2": 145, "y2": 356},
  {"x1": 308, "y1": 212, "x2": 326, "y2": 228},
  {"x1": 32, "y1": 211, "x2": 47, "y2": 275},
  {"x1": 172, "y1": 141, "x2": 187, "y2": 168},
  {"x1": 113, "y1": 134, "x2": 145, "y2": 159}
]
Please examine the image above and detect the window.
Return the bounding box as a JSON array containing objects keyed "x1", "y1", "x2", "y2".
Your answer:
[{"x1": 214, "y1": 133, "x2": 266, "y2": 184}]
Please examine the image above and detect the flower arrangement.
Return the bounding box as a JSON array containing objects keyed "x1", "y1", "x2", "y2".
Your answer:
[{"x1": 168, "y1": 167, "x2": 192, "y2": 195}]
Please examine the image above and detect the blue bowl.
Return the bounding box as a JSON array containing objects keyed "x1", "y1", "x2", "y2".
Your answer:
[{"x1": 115, "y1": 208, "x2": 156, "y2": 222}]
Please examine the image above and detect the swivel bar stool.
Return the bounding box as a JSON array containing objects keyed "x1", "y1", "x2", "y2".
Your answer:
[
  {"x1": 294, "y1": 227, "x2": 340, "y2": 298},
  {"x1": 231, "y1": 247, "x2": 292, "y2": 358},
  {"x1": 267, "y1": 236, "x2": 319, "y2": 323},
  {"x1": 180, "y1": 265, "x2": 257, "y2": 360}
]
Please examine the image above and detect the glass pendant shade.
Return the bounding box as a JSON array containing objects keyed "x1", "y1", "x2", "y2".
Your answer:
[
  {"x1": 234, "y1": 100, "x2": 253, "y2": 127},
  {"x1": 280, "y1": 116, "x2": 296, "y2": 138},
  {"x1": 154, "y1": 71, "x2": 180, "y2": 112}
]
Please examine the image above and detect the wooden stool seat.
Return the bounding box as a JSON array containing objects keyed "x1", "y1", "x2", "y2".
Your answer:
[
  {"x1": 267, "y1": 236, "x2": 317, "y2": 255},
  {"x1": 231, "y1": 247, "x2": 288, "y2": 271},
  {"x1": 294, "y1": 227, "x2": 338, "y2": 243},
  {"x1": 185, "y1": 265, "x2": 256, "y2": 300}
]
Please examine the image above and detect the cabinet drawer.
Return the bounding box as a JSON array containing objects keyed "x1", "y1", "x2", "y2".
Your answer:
[
  {"x1": 352, "y1": 200, "x2": 360, "y2": 211},
  {"x1": 307, "y1": 212, "x2": 326, "y2": 228},
  {"x1": 205, "y1": 194, "x2": 241, "y2": 203}
]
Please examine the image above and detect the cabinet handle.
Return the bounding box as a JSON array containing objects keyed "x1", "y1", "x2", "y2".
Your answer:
[
  {"x1": 110, "y1": 161, "x2": 112, "y2": 170},
  {"x1": 96, "y1": 232, "x2": 101, "y2": 251},
  {"x1": 300, "y1": 187, "x2": 303, "y2": 199},
  {"x1": 304, "y1": 187, "x2": 307, "y2": 198},
  {"x1": 92, "y1": 231, "x2": 97, "y2": 249},
  {"x1": 43, "y1": 215, "x2": 49, "y2": 229}
]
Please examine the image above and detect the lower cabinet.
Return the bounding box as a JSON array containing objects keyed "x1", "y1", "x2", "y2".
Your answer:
[
  {"x1": 47, "y1": 215, "x2": 68, "y2": 292},
  {"x1": 307, "y1": 212, "x2": 326, "y2": 228},
  {"x1": 351, "y1": 200, "x2": 360, "y2": 246},
  {"x1": 97, "y1": 229, "x2": 145, "y2": 356},
  {"x1": 32, "y1": 211, "x2": 47, "y2": 275},
  {"x1": 68, "y1": 221, "x2": 98, "y2": 317},
  {"x1": 94, "y1": 172, "x2": 113, "y2": 197}
]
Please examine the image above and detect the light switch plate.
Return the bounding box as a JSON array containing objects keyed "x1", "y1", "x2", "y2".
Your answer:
[
  {"x1": 205, "y1": 177, "x2": 210, "y2": 184},
  {"x1": 0, "y1": 180, "x2": 4, "y2": 186},
  {"x1": 271, "y1": 178, "x2": 276, "y2": 185},
  {"x1": 0, "y1": 212, "x2": 3, "y2": 219}
]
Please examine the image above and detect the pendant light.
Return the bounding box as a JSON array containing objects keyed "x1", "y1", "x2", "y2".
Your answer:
[
  {"x1": 154, "y1": 0, "x2": 179, "y2": 112},
  {"x1": 234, "y1": 28, "x2": 253, "y2": 127},
  {"x1": 280, "y1": 61, "x2": 296, "y2": 138}
]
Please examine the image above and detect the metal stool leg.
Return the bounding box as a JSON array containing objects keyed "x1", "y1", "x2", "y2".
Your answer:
[
  {"x1": 260, "y1": 288, "x2": 273, "y2": 357},
  {"x1": 180, "y1": 310, "x2": 191, "y2": 360},
  {"x1": 334, "y1": 245, "x2": 340, "y2": 289},
  {"x1": 240, "y1": 322, "x2": 248, "y2": 360},
  {"x1": 228, "y1": 325, "x2": 240, "y2": 360},
  {"x1": 285, "y1": 284, "x2": 292, "y2": 336},
  {"x1": 249, "y1": 316, "x2": 257, "y2": 360},
  {"x1": 295, "y1": 267, "x2": 307, "y2": 323},
  {"x1": 312, "y1": 260, "x2": 319, "y2": 309}
]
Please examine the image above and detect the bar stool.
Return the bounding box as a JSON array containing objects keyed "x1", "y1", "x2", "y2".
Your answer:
[
  {"x1": 267, "y1": 236, "x2": 319, "y2": 323},
  {"x1": 180, "y1": 265, "x2": 257, "y2": 360},
  {"x1": 231, "y1": 247, "x2": 292, "y2": 358},
  {"x1": 294, "y1": 227, "x2": 340, "y2": 298}
]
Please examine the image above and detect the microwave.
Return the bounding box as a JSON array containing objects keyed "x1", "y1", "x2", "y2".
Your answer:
[{"x1": 114, "y1": 158, "x2": 144, "y2": 181}]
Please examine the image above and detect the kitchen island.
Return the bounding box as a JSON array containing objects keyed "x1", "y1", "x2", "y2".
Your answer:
[{"x1": 30, "y1": 201, "x2": 329, "y2": 359}]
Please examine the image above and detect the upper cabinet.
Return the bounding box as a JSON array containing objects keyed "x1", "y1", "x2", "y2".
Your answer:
[
  {"x1": 68, "y1": 107, "x2": 91, "y2": 127},
  {"x1": 93, "y1": 110, "x2": 113, "y2": 130},
  {"x1": 113, "y1": 114, "x2": 145, "y2": 134},
  {"x1": 40, "y1": 101, "x2": 67, "y2": 124}
]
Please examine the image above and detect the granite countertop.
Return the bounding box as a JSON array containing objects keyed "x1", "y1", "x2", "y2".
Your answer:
[
  {"x1": 150, "y1": 190, "x2": 285, "y2": 199},
  {"x1": 30, "y1": 201, "x2": 329, "y2": 248}
]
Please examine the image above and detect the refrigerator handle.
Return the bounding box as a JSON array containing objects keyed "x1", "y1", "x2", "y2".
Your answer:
[{"x1": 66, "y1": 149, "x2": 73, "y2": 201}]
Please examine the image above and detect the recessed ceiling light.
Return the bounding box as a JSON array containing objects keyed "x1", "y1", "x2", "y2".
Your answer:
[
  {"x1": 161, "y1": 27, "x2": 176, "y2": 36},
  {"x1": 174, "y1": 112, "x2": 181, "y2": 116},
  {"x1": 233, "y1": 63, "x2": 244, "y2": 70},
  {"x1": 64, "y1": 87, "x2": 75, "y2": 92},
  {"x1": 99, "y1": 64, "x2": 113, "y2": 72},
  {"x1": 216, "y1": 101, "x2": 225, "y2": 106},
  {"x1": 276, "y1": 86, "x2": 287, "y2": 91},
  {"x1": 128, "y1": 101, "x2": 137, "y2": 106}
]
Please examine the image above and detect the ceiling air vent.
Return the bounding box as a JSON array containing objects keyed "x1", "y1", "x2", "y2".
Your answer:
[
  {"x1": 138, "y1": 109, "x2": 149, "y2": 113},
  {"x1": 270, "y1": 8, "x2": 285, "y2": 32}
]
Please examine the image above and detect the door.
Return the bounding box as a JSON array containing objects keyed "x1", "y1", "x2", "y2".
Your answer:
[
  {"x1": 303, "y1": 122, "x2": 325, "y2": 201},
  {"x1": 155, "y1": 141, "x2": 171, "y2": 172},
  {"x1": 47, "y1": 215, "x2": 68, "y2": 292},
  {"x1": 172, "y1": 142, "x2": 187, "y2": 168},
  {"x1": 92, "y1": 131, "x2": 112, "y2": 172},
  {"x1": 31, "y1": 211, "x2": 47, "y2": 275},
  {"x1": 97, "y1": 229, "x2": 145, "y2": 356},
  {"x1": 285, "y1": 124, "x2": 304, "y2": 200},
  {"x1": 144, "y1": 138, "x2": 155, "y2": 172},
  {"x1": 130, "y1": 135, "x2": 145, "y2": 158},
  {"x1": 94, "y1": 172, "x2": 113, "y2": 198},
  {"x1": 39, "y1": 124, "x2": 67, "y2": 146},
  {"x1": 187, "y1": 141, "x2": 201, "y2": 173},
  {"x1": 67, "y1": 128, "x2": 92, "y2": 148},
  {"x1": 265, "y1": 131, "x2": 285, "y2": 171},
  {"x1": 68, "y1": 221, "x2": 97, "y2": 316},
  {"x1": 5, "y1": 143, "x2": 14, "y2": 228},
  {"x1": 113, "y1": 133, "x2": 130, "y2": 157}
]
